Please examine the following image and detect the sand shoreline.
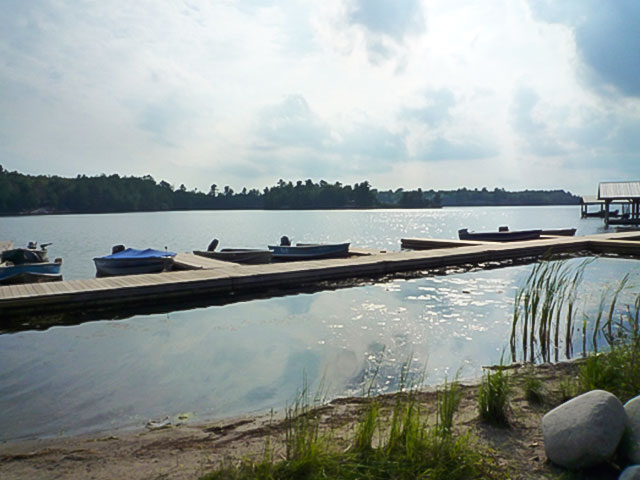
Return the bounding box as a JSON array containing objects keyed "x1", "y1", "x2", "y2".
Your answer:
[{"x1": 1, "y1": 361, "x2": 618, "y2": 480}]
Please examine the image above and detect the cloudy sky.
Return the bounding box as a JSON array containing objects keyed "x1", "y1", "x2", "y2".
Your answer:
[{"x1": 1, "y1": 0, "x2": 639, "y2": 195}]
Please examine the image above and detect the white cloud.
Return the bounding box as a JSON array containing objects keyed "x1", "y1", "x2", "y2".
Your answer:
[
  {"x1": 529, "y1": 0, "x2": 640, "y2": 97},
  {"x1": 0, "y1": 0, "x2": 638, "y2": 194}
]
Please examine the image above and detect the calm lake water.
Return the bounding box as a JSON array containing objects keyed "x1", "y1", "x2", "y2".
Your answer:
[
  {"x1": 0, "y1": 205, "x2": 608, "y2": 280},
  {"x1": 0, "y1": 207, "x2": 634, "y2": 441}
]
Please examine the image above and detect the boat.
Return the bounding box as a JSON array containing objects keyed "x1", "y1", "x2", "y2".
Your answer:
[
  {"x1": 458, "y1": 227, "x2": 542, "y2": 242},
  {"x1": 193, "y1": 238, "x2": 272, "y2": 265},
  {"x1": 94, "y1": 246, "x2": 176, "y2": 277},
  {"x1": 539, "y1": 228, "x2": 577, "y2": 237},
  {"x1": 0, "y1": 242, "x2": 63, "y2": 284},
  {"x1": 194, "y1": 249, "x2": 272, "y2": 264},
  {"x1": 583, "y1": 209, "x2": 619, "y2": 218},
  {"x1": 268, "y1": 241, "x2": 350, "y2": 260}
]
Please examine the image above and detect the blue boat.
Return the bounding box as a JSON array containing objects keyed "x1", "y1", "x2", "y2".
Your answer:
[
  {"x1": 268, "y1": 242, "x2": 350, "y2": 260},
  {"x1": 0, "y1": 242, "x2": 63, "y2": 284},
  {"x1": 94, "y1": 247, "x2": 176, "y2": 277}
]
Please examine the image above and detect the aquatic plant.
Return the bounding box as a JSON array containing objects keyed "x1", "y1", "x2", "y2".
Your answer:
[
  {"x1": 577, "y1": 295, "x2": 640, "y2": 402},
  {"x1": 509, "y1": 257, "x2": 640, "y2": 364}
]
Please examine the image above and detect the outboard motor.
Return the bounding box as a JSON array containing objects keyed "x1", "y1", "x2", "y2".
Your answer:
[
  {"x1": 207, "y1": 238, "x2": 219, "y2": 252},
  {"x1": 280, "y1": 235, "x2": 291, "y2": 246},
  {"x1": 112, "y1": 244, "x2": 126, "y2": 255}
]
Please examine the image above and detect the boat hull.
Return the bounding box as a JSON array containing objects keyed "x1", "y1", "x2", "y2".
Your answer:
[
  {"x1": 268, "y1": 243, "x2": 350, "y2": 260},
  {"x1": 0, "y1": 261, "x2": 62, "y2": 284},
  {"x1": 540, "y1": 228, "x2": 577, "y2": 237},
  {"x1": 458, "y1": 229, "x2": 542, "y2": 242},
  {"x1": 193, "y1": 249, "x2": 273, "y2": 264},
  {"x1": 94, "y1": 257, "x2": 174, "y2": 277}
]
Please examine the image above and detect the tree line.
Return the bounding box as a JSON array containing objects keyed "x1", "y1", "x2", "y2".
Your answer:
[{"x1": 0, "y1": 165, "x2": 579, "y2": 215}]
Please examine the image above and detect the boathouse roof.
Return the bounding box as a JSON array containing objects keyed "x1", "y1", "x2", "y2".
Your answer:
[
  {"x1": 581, "y1": 195, "x2": 603, "y2": 205},
  {"x1": 598, "y1": 181, "x2": 640, "y2": 200}
]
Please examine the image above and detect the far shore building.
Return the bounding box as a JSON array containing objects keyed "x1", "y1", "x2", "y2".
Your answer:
[{"x1": 596, "y1": 181, "x2": 640, "y2": 227}]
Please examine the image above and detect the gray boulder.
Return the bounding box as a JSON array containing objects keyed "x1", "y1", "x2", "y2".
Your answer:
[
  {"x1": 620, "y1": 466, "x2": 640, "y2": 480},
  {"x1": 624, "y1": 395, "x2": 640, "y2": 464},
  {"x1": 542, "y1": 389, "x2": 626, "y2": 469}
]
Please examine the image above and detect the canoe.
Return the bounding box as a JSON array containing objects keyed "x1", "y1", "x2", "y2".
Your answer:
[
  {"x1": 94, "y1": 248, "x2": 176, "y2": 277},
  {"x1": 194, "y1": 249, "x2": 273, "y2": 264},
  {"x1": 540, "y1": 228, "x2": 577, "y2": 237},
  {"x1": 458, "y1": 228, "x2": 542, "y2": 242},
  {"x1": 0, "y1": 259, "x2": 62, "y2": 284},
  {"x1": 268, "y1": 242, "x2": 350, "y2": 260}
]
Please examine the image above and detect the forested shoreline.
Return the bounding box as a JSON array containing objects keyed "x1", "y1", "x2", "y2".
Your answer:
[{"x1": 0, "y1": 166, "x2": 579, "y2": 215}]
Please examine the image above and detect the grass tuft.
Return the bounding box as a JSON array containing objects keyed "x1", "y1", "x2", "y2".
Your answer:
[
  {"x1": 557, "y1": 374, "x2": 580, "y2": 404},
  {"x1": 522, "y1": 367, "x2": 544, "y2": 405},
  {"x1": 201, "y1": 377, "x2": 506, "y2": 480},
  {"x1": 477, "y1": 366, "x2": 511, "y2": 427},
  {"x1": 436, "y1": 376, "x2": 461, "y2": 436}
]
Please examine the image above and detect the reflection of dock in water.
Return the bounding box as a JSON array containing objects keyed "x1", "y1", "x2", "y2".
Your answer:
[{"x1": 1, "y1": 232, "x2": 640, "y2": 323}]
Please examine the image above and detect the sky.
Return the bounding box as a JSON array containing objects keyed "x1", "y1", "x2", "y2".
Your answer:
[{"x1": 1, "y1": 0, "x2": 639, "y2": 195}]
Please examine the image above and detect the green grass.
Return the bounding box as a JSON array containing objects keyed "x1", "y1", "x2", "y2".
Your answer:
[
  {"x1": 477, "y1": 366, "x2": 511, "y2": 426},
  {"x1": 557, "y1": 374, "x2": 580, "y2": 404},
  {"x1": 522, "y1": 367, "x2": 545, "y2": 405},
  {"x1": 201, "y1": 381, "x2": 506, "y2": 480},
  {"x1": 436, "y1": 376, "x2": 461, "y2": 435}
]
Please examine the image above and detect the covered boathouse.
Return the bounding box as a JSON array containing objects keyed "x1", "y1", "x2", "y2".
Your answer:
[{"x1": 598, "y1": 181, "x2": 640, "y2": 227}]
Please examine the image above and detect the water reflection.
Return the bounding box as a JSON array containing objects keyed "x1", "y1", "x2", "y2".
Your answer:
[{"x1": 0, "y1": 256, "x2": 638, "y2": 441}]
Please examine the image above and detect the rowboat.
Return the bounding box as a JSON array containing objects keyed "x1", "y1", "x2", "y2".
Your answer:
[
  {"x1": 458, "y1": 228, "x2": 542, "y2": 242},
  {"x1": 194, "y1": 238, "x2": 272, "y2": 264},
  {"x1": 0, "y1": 259, "x2": 62, "y2": 284},
  {"x1": 268, "y1": 242, "x2": 350, "y2": 260},
  {"x1": 94, "y1": 247, "x2": 176, "y2": 277},
  {"x1": 194, "y1": 249, "x2": 273, "y2": 264},
  {"x1": 540, "y1": 228, "x2": 577, "y2": 237},
  {"x1": 0, "y1": 242, "x2": 63, "y2": 284}
]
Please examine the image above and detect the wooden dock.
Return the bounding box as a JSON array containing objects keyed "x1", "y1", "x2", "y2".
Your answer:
[{"x1": 1, "y1": 232, "x2": 639, "y2": 323}]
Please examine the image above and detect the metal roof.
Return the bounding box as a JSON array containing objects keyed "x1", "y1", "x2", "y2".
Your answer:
[
  {"x1": 581, "y1": 195, "x2": 603, "y2": 204},
  {"x1": 598, "y1": 181, "x2": 640, "y2": 200}
]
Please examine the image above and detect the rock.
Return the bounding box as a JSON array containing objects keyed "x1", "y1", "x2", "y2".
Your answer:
[
  {"x1": 542, "y1": 389, "x2": 626, "y2": 469},
  {"x1": 624, "y1": 395, "x2": 640, "y2": 464},
  {"x1": 620, "y1": 465, "x2": 640, "y2": 480}
]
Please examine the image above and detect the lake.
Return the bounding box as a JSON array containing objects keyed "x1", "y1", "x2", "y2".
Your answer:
[
  {"x1": 0, "y1": 206, "x2": 633, "y2": 441},
  {"x1": 0, "y1": 206, "x2": 608, "y2": 280}
]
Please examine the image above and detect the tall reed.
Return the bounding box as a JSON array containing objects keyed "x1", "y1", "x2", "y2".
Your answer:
[{"x1": 508, "y1": 257, "x2": 627, "y2": 364}]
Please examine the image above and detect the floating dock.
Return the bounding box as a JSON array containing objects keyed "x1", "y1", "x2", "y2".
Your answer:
[{"x1": 1, "y1": 232, "x2": 639, "y2": 323}]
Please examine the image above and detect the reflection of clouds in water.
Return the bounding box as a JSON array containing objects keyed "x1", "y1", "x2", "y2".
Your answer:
[{"x1": 2, "y1": 255, "x2": 639, "y2": 440}]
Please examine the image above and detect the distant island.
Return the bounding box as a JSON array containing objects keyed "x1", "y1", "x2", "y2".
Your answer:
[{"x1": 0, "y1": 165, "x2": 579, "y2": 215}]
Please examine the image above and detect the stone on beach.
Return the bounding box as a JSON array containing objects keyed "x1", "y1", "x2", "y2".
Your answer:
[
  {"x1": 620, "y1": 465, "x2": 640, "y2": 480},
  {"x1": 542, "y1": 389, "x2": 626, "y2": 469},
  {"x1": 624, "y1": 395, "x2": 640, "y2": 464}
]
